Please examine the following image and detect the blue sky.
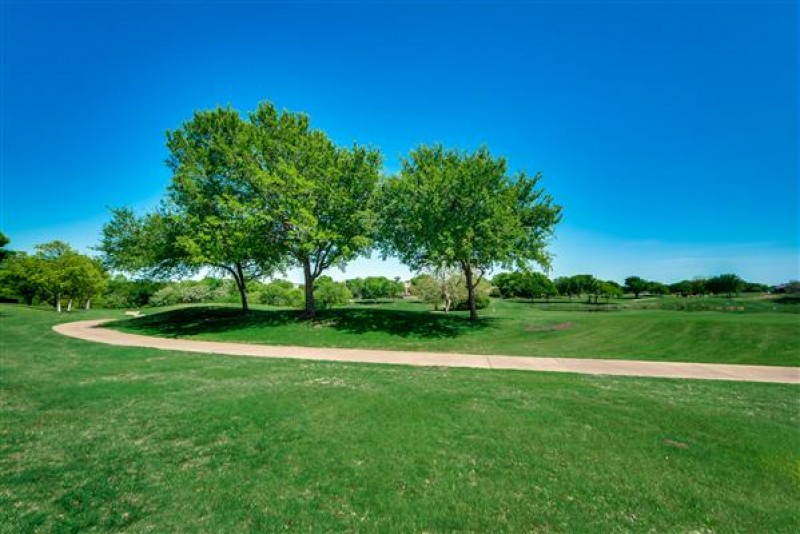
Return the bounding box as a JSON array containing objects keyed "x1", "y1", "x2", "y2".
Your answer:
[{"x1": 2, "y1": 1, "x2": 797, "y2": 284}]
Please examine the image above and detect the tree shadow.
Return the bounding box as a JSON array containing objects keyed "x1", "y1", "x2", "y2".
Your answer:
[{"x1": 108, "y1": 306, "x2": 494, "y2": 340}]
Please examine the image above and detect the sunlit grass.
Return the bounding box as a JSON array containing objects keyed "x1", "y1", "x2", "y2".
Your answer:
[{"x1": 111, "y1": 296, "x2": 800, "y2": 366}]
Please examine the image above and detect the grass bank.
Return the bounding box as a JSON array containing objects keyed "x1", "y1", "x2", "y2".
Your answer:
[{"x1": 110, "y1": 298, "x2": 800, "y2": 366}]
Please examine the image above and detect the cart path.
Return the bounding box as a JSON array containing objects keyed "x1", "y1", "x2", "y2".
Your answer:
[{"x1": 53, "y1": 319, "x2": 800, "y2": 384}]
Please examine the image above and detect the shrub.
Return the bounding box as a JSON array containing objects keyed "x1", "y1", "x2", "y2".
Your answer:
[
  {"x1": 102, "y1": 276, "x2": 165, "y2": 308},
  {"x1": 346, "y1": 276, "x2": 404, "y2": 300},
  {"x1": 259, "y1": 280, "x2": 303, "y2": 307},
  {"x1": 100, "y1": 292, "x2": 130, "y2": 309},
  {"x1": 314, "y1": 277, "x2": 352, "y2": 309},
  {"x1": 149, "y1": 286, "x2": 180, "y2": 307},
  {"x1": 454, "y1": 293, "x2": 490, "y2": 310},
  {"x1": 178, "y1": 284, "x2": 212, "y2": 303}
]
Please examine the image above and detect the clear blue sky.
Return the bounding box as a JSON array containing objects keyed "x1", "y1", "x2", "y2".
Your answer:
[{"x1": 2, "y1": 1, "x2": 797, "y2": 284}]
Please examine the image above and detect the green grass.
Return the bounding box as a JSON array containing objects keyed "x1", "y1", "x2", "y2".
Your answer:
[
  {"x1": 2, "y1": 304, "x2": 799, "y2": 531},
  {"x1": 110, "y1": 297, "x2": 800, "y2": 366}
]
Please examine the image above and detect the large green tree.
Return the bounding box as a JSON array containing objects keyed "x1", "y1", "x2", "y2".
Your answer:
[
  {"x1": 6, "y1": 241, "x2": 107, "y2": 312},
  {"x1": 248, "y1": 102, "x2": 381, "y2": 317},
  {"x1": 624, "y1": 276, "x2": 649, "y2": 298},
  {"x1": 58, "y1": 253, "x2": 107, "y2": 311},
  {"x1": 707, "y1": 273, "x2": 744, "y2": 297},
  {"x1": 101, "y1": 107, "x2": 286, "y2": 314},
  {"x1": 493, "y1": 271, "x2": 557, "y2": 300},
  {"x1": 33, "y1": 241, "x2": 75, "y2": 311},
  {"x1": 0, "y1": 253, "x2": 43, "y2": 304},
  {"x1": 378, "y1": 145, "x2": 561, "y2": 320}
]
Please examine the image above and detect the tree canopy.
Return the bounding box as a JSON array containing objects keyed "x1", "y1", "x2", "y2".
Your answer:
[
  {"x1": 101, "y1": 106, "x2": 287, "y2": 313},
  {"x1": 706, "y1": 273, "x2": 744, "y2": 297},
  {"x1": 493, "y1": 271, "x2": 557, "y2": 300},
  {"x1": 624, "y1": 276, "x2": 649, "y2": 298},
  {"x1": 101, "y1": 102, "x2": 381, "y2": 316},
  {"x1": 247, "y1": 102, "x2": 381, "y2": 316},
  {"x1": 0, "y1": 240, "x2": 106, "y2": 311},
  {"x1": 378, "y1": 145, "x2": 561, "y2": 320}
]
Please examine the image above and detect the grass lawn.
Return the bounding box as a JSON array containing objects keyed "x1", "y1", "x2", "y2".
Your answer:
[
  {"x1": 109, "y1": 297, "x2": 800, "y2": 366},
  {"x1": 2, "y1": 304, "x2": 799, "y2": 531}
]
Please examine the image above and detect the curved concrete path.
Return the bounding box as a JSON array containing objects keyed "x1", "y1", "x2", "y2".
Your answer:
[{"x1": 54, "y1": 319, "x2": 800, "y2": 384}]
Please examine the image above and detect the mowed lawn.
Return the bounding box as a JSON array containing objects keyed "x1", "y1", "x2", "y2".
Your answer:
[
  {"x1": 111, "y1": 298, "x2": 800, "y2": 366},
  {"x1": 2, "y1": 305, "x2": 798, "y2": 532}
]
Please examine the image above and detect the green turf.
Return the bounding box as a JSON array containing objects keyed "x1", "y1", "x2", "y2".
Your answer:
[
  {"x1": 2, "y1": 305, "x2": 799, "y2": 531},
  {"x1": 110, "y1": 297, "x2": 800, "y2": 366}
]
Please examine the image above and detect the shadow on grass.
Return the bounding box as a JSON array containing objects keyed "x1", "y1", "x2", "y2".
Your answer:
[{"x1": 109, "y1": 306, "x2": 494, "y2": 340}]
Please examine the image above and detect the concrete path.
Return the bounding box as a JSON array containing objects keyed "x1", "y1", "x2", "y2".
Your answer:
[{"x1": 53, "y1": 319, "x2": 800, "y2": 384}]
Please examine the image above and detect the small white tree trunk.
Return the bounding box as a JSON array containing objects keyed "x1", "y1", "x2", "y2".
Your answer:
[
  {"x1": 67, "y1": 299, "x2": 73, "y2": 312},
  {"x1": 56, "y1": 293, "x2": 62, "y2": 313},
  {"x1": 85, "y1": 298, "x2": 91, "y2": 310}
]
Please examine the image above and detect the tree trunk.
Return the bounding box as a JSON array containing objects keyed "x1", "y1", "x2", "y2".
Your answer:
[
  {"x1": 463, "y1": 263, "x2": 478, "y2": 321},
  {"x1": 56, "y1": 293, "x2": 61, "y2": 313},
  {"x1": 85, "y1": 298, "x2": 92, "y2": 310},
  {"x1": 67, "y1": 298, "x2": 73, "y2": 312},
  {"x1": 234, "y1": 262, "x2": 250, "y2": 315},
  {"x1": 302, "y1": 258, "x2": 316, "y2": 318}
]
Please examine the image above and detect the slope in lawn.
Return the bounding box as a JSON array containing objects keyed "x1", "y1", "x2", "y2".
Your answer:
[{"x1": 110, "y1": 300, "x2": 800, "y2": 366}]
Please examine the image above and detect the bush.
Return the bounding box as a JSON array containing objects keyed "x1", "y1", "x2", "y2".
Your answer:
[
  {"x1": 314, "y1": 277, "x2": 352, "y2": 309},
  {"x1": 102, "y1": 276, "x2": 165, "y2": 308},
  {"x1": 454, "y1": 293, "x2": 490, "y2": 310},
  {"x1": 259, "y1": 280, "x2": 303, "y2": 307},
  {"x1": 346, "y1": 276, "x2": 404, "y2": 300},
  {"x1": 146, "y1": 283, "x2": 211, "y2": 306},
  {"x1": 149, "y1": 286, "x2": 180, "y2": 307},
  {"x1": 178, "y1": 284, "x2": 212, "y2": 303},
  {"x1": 102, "y1": 292, "x2": 132, "y2": 309}
]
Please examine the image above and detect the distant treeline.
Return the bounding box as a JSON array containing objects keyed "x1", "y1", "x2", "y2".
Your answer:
[
  {"x1": 492, "y1": 272, "x2": 774, "y2": 301},
  {"x1": 1, "y1": 234, "x2": 795, "y2": 312}
]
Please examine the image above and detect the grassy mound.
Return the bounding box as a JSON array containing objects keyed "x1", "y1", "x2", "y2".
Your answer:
[{"x1": 110, "y1": 298, "x2": 800, "y2": 366}]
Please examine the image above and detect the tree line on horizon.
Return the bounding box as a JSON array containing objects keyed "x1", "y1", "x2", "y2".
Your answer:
[
  {"x1": 0, "y1": 231, "x2": 784, "y2": 313},
  {"x1": 491, "y1": 272, "x2": 770, "y2": 302}
]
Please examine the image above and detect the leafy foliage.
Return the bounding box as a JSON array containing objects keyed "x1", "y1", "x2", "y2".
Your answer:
[
  {"x1": 0, "y1": 241, "x2": 106, "y2": 310},
  {"x1": 312, "y1": 276, "x2": 352, "y2": 309},
  {"x1": 101, "y1": 107, "x2": 287, "y2": 313},
  {"x1": 346, "y1": 276, "x2": 404, "y2": 300},
  {"x1": 102, "y1": 276, "x2": 165, "y2": 308},
  {"x1": 0, "y1": 231, "x2": 10, "y2": 264},
  {"x1": 706, "y1": 273, "x2": 744, "y2": 297},
  {"x1": 410, "y1": 270, "x2": 490, "y2": 312},
  {"x1": 102, "y1": 102, "x2": 381, "y2": 316},
  {"x1": 492, "y1": 271, "x2": 557, "y2": 299},
  {"x1": 378, "y1": 144, "x2": 561, "y2": 319},
  {"x1": 257, "y1": 280, "x2": 303, "y2": 308},
  {"x1": 624, "y1": 276, "x2": 649, "y2": 298},
  {"x1": 247, "y1": 102, "x2": 382, "y2": 316}
]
